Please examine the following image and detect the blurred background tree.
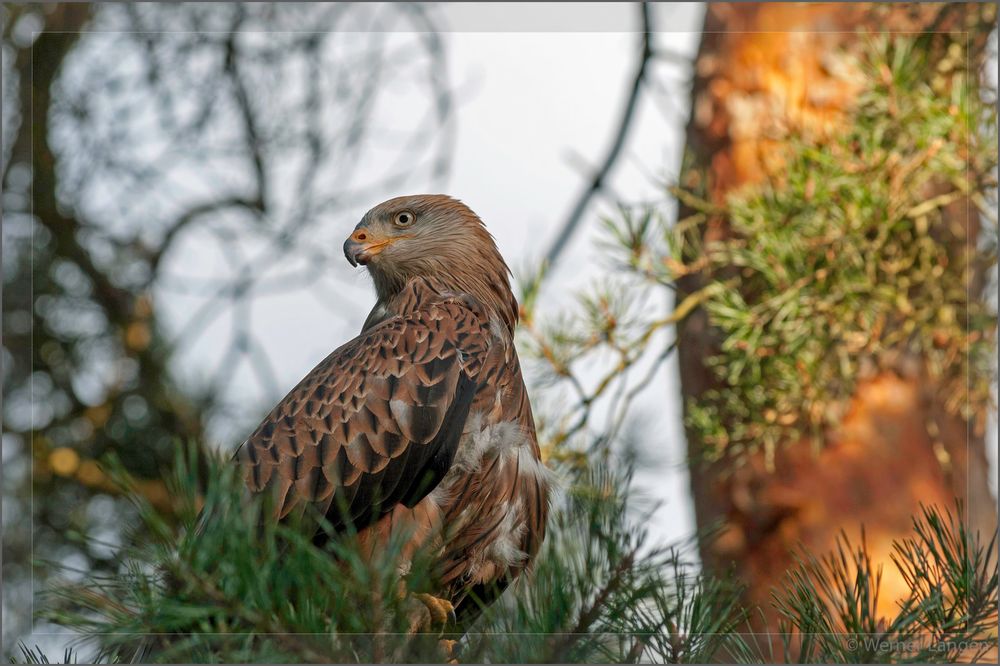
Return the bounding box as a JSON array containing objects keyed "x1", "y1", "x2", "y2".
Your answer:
[{"x1": 3, "y1": 2, "x2": 453, "y2": 650}]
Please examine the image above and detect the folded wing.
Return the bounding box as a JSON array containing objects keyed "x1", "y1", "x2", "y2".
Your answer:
[{"x1": 239, "y1": 297, "x2": 492, "y2": 531}]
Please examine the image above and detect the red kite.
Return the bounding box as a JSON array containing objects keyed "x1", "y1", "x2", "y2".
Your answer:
[{"x1": 238, "y1": 195, "x2": 551, "y2": 631}]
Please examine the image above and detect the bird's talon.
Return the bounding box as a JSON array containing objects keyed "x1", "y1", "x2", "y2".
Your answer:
[
  {"x1": 439, "y1": 638, "x2": 459, "y2": 663},
  {"x1": 413, "y1": 593, "x2": 455, "y2": 630}
]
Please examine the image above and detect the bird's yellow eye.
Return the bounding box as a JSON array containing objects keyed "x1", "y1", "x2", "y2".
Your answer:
[{"x1": 393, "y1": 210, "x2": 416, "y2": 227}]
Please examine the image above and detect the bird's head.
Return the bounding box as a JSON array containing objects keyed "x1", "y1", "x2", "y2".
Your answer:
[{"x1": 344, "y1": 194, "x2": 518, "y2": 331}]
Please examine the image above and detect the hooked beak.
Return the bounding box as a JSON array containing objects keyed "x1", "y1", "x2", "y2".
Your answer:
[
  {"x1": 343, "y1": 228, "x2": 391, "y2": 267},
  {"x1": 344, "y1": 240, "x2": 356, "y2": 267}
]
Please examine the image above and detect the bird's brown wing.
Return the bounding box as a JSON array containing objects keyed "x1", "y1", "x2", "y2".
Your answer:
[{"x1": 238, "y1": 296, "x2": 492, "y2": 532}]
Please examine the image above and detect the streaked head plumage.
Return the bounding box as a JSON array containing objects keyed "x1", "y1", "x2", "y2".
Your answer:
[{"x1": 344, "y1": 195, "x2": 518, "y2": 331}]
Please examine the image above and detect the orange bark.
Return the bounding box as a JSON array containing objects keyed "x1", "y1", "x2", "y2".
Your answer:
[{"x1": 677, "y1": 1, "x2": 997, "y2": 639}]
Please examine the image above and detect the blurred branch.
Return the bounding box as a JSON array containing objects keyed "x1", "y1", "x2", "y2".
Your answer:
[
  {"x1": 223, "y1": 6, "x2": 267, "y2": 212},
  {"x1": 543, "y1": 1, "x2": 654, "y2": 268},
  {"x1": 13, "y1": 5, "x2": 204, "y2": 442},
  {"x1": 148, "y1": 196, "x2": 262, "y2": 275},
  {"x1": 35, "y1": 444, "x2": 176, "y2": 515}
]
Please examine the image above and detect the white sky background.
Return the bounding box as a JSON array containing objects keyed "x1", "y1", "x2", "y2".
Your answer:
[{"x1": 158, "y1": 2, "x2": 707, "y2": 548}]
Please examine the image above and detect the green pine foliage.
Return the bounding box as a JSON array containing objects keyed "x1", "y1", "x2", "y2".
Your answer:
[
  {"x1": 39, "y1": 445, "x2": 446, "y2": 663},
  {"x1": 23, "y1": 445, "x2": 997, "y2": 664},
  {"x1": 29, "y1": 445, "x2": 753, "y2": 664},
  {"x1": 774, "y1": 506, "x2": 997, "y2": 663},
  {"x1": 666, "y1": 37, "x2": 997, "y2": 464}
]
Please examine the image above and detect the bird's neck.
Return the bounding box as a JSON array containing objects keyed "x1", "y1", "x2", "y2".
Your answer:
[{"x1": 368, "y1": 272, "x2": 518, "y2": 335}]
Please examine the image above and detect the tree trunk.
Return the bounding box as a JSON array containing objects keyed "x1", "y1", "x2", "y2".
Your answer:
[{"x1": 676, "y1": 1, "x2": 997, "y2": 637}]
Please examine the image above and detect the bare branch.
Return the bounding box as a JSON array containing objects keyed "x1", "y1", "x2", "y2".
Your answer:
[{"x1": 543, "y1": 2, "x2": 654, "y2": 268}]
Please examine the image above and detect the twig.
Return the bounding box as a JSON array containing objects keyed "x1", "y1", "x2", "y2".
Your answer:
[
  {"x1": 543, "y1": 2, "x2": 655, "y2": 268},
  {"x1": 149, "y1": 196, "x2": 262, "y2": 276},
  {"x1": 544, "y1": 547, "x2": 639, "y2": 661},
  {"x1": 223, "y1": 7, "x2": 267, "y2": 212}
]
